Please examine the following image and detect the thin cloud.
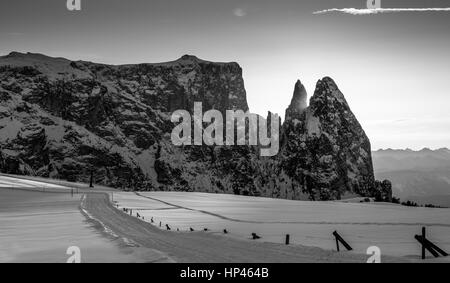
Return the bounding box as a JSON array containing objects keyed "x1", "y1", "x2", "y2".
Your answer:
[
  {"x1": 233, "y1": 8, "x2": 247, "y2": 17},
  {"x1": 314, "y1": 8, "x2": 450, "y2": 15}
]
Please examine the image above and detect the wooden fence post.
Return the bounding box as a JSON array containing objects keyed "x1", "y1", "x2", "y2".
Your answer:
[
  {"x1": 335, "y1": 235, "x2": 340, "y2": 252},
  {"x1": 333, "y1": 231, "x2": 352, "y2": 251},
  {"x1": 415, "y1": 227, "x2": 448, "y2": 259},
  {"x1": 422, "y1": 227, "x2": 426, "y2": 260},
  {"x1": 89, "y1": 170, "x2": 94, "y2": 188},
  {"x1": 252, "y1": 233, "x2": 261, "y2": 240}
]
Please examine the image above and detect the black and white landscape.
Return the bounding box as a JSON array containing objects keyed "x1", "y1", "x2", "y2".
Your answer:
[
  {"x1": 0, "y1": 52, "x2": 448, "y2": 263},
  {"x1": 0, "y1": 0, "x2": 449, "y2": 264}
]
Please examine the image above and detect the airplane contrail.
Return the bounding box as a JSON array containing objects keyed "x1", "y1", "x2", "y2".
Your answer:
[{"x1": 313, "y1": 8, "x2": 450, "y2": 15}]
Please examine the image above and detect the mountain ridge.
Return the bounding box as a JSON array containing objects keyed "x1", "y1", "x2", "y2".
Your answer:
[
  {"x1": 372, "y1": 148, "x2": 450, "y2": 204},
  {"x1": 0, "y1": 52, "x2": 381, "y2": 201},
  {"x1": 1, "y1": 52, "x2": 240, "y2": 68}
]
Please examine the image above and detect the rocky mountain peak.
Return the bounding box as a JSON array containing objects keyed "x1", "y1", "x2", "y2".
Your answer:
[
  {"x1": 173, "y1": 55, "x2": 239, "y2": 68},
  {"x1": 309, "y1": 77, "x2": 350, "y2": 116},
  {"x1": 281, "y1": 76, "x2": 375, "y2": 200},
  {"x1": 311, "y1": 77, "x2": 347, "y2": 104},
  {"x1": 174, "y1": 54, "x2": 206, "y2": 66},
  {"x1": 285, "y1": 80, "x2": 308, "y2": 121},
  {"x1": 179, "y1": 54, "x2": 201, "y2": 61},
  {"x1": 317, "y1": 76, "x2": 338, "y2": 90}
]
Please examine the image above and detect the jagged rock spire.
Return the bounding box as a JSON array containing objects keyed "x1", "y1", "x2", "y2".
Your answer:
[
  {"x1": 281, "y1": 76, "x2": 375, "y2": 200},
  {"x1": 285, "y1": 80, "x2": 307, "y2": 121}
]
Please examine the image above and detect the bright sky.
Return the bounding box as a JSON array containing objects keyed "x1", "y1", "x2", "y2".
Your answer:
[{"x1": 1, "y1": 0, "x2": 449, "y2": 150}]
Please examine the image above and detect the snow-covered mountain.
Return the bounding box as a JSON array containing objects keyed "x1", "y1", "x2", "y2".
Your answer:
[{"x1": 0, "y1": 52, "x2": 381, "y2": 200}]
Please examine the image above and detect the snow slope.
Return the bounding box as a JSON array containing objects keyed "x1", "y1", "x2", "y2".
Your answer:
[
  {"x1": 1, "y1": 175, "x2": 446, "y2": 262},
  {"x1": 114, "y1": 191, "x2": 450, "y2": 259},
  {"x1": 0, "y1": 185, "x2": 170, "y2": 262},
  {"x1": 0, "y1": 175, "x2": 70, "y2": 190}
]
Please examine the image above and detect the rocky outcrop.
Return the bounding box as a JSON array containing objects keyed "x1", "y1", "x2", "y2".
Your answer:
[
  {"x1": 373, "y1": 180, "x2": 393, "y2": 202},
  {"x1": 280, "y1": 78, "x2": 375, "y2": 200},
  {"x1": 0, "y1": 52, "x2": 376, "y2": 200},
  {"x1": 285, "y1": 80, "x2": 307, "y2": 121}
]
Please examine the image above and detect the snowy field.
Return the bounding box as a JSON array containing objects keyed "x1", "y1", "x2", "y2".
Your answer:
[
  {"x1": 1, "y1": 174, "x2": 449, "y2": 262},
  {"x1": 114, "y1": 192, "x2": 450, "y2": 259},
  {"x1": 0, "y1": 182, "x2": 165, "y2": 263}
]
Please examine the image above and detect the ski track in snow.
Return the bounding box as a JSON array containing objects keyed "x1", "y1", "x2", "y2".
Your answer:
[{"x1": 80, "y1": 194, "x2": 139, "y2": 248}]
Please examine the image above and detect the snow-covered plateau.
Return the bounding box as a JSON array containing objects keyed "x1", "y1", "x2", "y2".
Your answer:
[
  {"x1": 114, "y1": 191, "x2": 450, "y2": 259},
  {"x1": 1, "y1": 175, "x2": 448, "y2": 262}
]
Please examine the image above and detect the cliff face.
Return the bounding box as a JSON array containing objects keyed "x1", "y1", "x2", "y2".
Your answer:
[
  {"x1": 280, "y1": 78, "x2": 374, "y2": 200},
  {"x1": 0, "y1": 52, "x2": 375, "y2": 199}
]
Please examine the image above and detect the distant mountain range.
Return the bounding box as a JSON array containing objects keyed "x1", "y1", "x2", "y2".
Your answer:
[{"x1": 372, "y1": 148, "x2": 450, "y2": 206}]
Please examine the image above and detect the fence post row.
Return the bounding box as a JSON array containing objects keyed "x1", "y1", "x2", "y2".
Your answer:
[{"x1": 111, "y1": 202, "x2": 446, "y2": 256}]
